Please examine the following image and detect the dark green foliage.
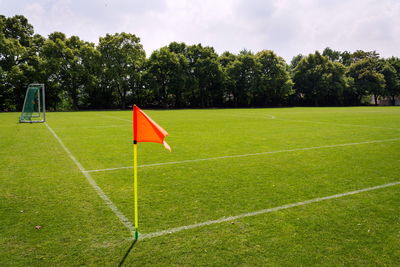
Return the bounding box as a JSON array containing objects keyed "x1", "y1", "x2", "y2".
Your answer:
[
  {"x1": 322, "y1": 47, "x2": 341, "y2": 62},
  {"x1": 224, "y1": 50, "x2": 259, "y2": 107},
  {"x1": 98, "y1": 33, "x2": 146, "y2": 109},
  {"x1": 0, "y1": 15, "x2": 35, "y2": 110},
  {"x1": 293, "y1": 51, "x2": 347, "y2": 106},
  {"x1": 383, "y1": 57, "x2": 400, "y2": 105},
  {"x1": 347, "y1": 58, "x2": 385, "y2": 105},
  {"x1": 1, "y1": 14, "x2": 400, "y2": 111},
  {"x1": 186, "y1": 44, "x2": 224, "y2": 107},
  {"x1": 255, "y1": 50, "x2": 294, "y2": 106},
  {"x1": 145, "y1": 46, "x2": 188, "y2": 107},
  {"x1": 290, "y1": 54, "x2": 304, "y2": 70}
]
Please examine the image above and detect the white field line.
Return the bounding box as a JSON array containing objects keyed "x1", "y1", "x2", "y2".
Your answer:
[
  {"x1": 53, "y1": 124, "x2": 130, "y2": 130},
  {"x1": 140, "y1": 181, "x2": 400, "y2": 240},
  {"x1": 44, "y1": 122, "x2": 135, "y2": 235},
  {"x1": 275, "y1": 117, "x2": 400, "y2": 131},
  {"x1": 98, "y1": 114, "x2": 132, "y2": 123},
  {"x1": 85, "y1": 137, "x2": 400, "y2": 173},
  {"x1": 218, "y1": 113, "x2": 276, "y2": 120},
  {"x1": 226, "y1": 112, "x2": 400, "y2": 131},
  {"x1": 102, "y1": 110, "x2": 399, "y2": 130}
]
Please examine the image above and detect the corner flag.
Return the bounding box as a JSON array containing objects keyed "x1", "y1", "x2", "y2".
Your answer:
[
  {"x1": 132, "y1": 105, "x2": 171, "y2": 240},
  {"x1": 133, "y1": 105, "x2": 171, "y2": 151}
]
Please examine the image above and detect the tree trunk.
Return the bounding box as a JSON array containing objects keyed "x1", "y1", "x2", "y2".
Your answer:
[
  {"x1": 118, "y1": 84, "x2": 126, "y2": 109},
  {"x1": 71, "y1": 80, "x2": 79, "y2": 110},
  {"x1": 314, "y1": 97, "x2": 319, "y2": 107},
  {"x1": 121, "y1": 92, "x2": 126, "y2": 109},
  {"x1": 374, "y1": 94, "x2": 378, "y2": 106}
]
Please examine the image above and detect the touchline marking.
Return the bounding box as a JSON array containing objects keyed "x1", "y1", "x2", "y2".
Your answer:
[
  {"x1": 218, "y1": 113, "x2": 277, "y2": 120},
  {"x1": 274, "y1": 117, "x2": 400, "y2": 131},
  {"x1": 98, "y1": 114, "x2": 132, "y2": 123},
  {"x1": 44, "y1": 123, "x2": 135, "y2": 235},
  {"x1": 233, "y1": 112, "x2": 400, "y2": 131},
  {"x1": 85, "y1": 137, "x2": 400, "y2": 173},
  {"x1": 140, "y1": 181, "x2": 400, "y2": 240}
]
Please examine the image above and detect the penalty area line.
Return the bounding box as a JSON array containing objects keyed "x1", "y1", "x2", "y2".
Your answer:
[
  {"x1": 85, "y1": 137, "x2": 400, "y2": 173},
  {"x1": 140, "y1": 181, "x2": 400, "y2": 240},
  {"x1": 44, "y1": 122, "x2": 135, "y2": 236}
]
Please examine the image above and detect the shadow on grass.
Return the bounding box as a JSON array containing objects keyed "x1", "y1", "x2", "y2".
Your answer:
[{"x1": 118, "y1": 239, "x2": 138, "y2": 267}]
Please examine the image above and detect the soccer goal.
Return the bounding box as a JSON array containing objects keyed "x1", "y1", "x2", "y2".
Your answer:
[{"x1": 19, "y1": 84, "x2": 46, "y2": 123}]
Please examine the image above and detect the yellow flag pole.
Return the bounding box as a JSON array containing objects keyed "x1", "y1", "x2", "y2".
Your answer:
[{"x1": 133, "y1": 141, "x2": 139, "y2": 240}]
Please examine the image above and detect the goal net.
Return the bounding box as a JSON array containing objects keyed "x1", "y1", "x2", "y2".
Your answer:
[{"x1": 19, "y1": 84, "x2": 46, "y2": 123}]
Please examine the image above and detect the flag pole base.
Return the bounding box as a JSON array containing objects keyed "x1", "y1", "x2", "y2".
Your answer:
[{"x1": 134, "y1": 230, "x2": 139, "y2": 240}]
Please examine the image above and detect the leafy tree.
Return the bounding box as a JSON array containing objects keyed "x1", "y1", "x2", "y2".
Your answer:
[
  {"x1": 382, "y1": 57, "x2": 400, "y2": 105},
  {"x1": 2, "y1": 15, "x2": 33, "y2": 47},
  {"x1": 293, "y1": 51, "x2": 347, "y2": 106},
  {"x1": 218, "y1": 51, "x2": 236, "y2": 105},
  {"x1": 0, "y1": 15, "x2": 36, "y2": 110},
  {"x1": 322, "y1": 48, "x2": 354, "y2": 66},
  {"x1": 322, "y1": 47, "x2": 341, "y2": 62},
  {"x1": 186, "y1": 44, "x2": 223, "y2": 107},
  {"x1": 350, "y1": 50, "x2": 379, "y2": 63},
  {"x1": 255, "y1": 50, "x2": 293, "y2": 106},
  {"x1": 290, "y1": 54, "x2": 304, "y2": 71},
  {"x1": 347, "y1": 58, "x2": 385, "y2": 105},
  {"x1": 80, "y1": 43, "x2": 106, "y2": 109},
  {"x1": 4, "y1": 14, "x2": 400, "y2": 110},
  {"x1": 0, "y1": 16, "x2": 25, "y2": 70},
  {"x1": 166, "y1": 42, "x2": 191, "y2": 107},
  {"x1": 145, "y1": 46, "x2": 188, "y2": 107},
  {"x1": 41, "y1": 32, "x2": 70, "y2": 110},
  {"x1": 225, "y1": 50, "x2": 259, "y2": 107},
  {"x1": 0, "y1": 66, "x2": 11, "y2": 110},
  {"x1": 98, "y1": 33, "x2": 145, "y2": 109},
  {"x1": 339, "y1": 51, "x2": 352, "y2": 66},
  {"x1": 167, "y1": 41, "x2": 188, "y2": 55},
  {"x1": 343, "y1": 50, "x2": 381, "y2": 105},
  {"x1": 51, "y1": 36, "x2": 100, "y2": 109},
  {"x1": 0, "y1": 16, "x2": 9, "y2": 110},
  {"x1": 219, "y1": 51, "x2": 236, "y2": 68}
]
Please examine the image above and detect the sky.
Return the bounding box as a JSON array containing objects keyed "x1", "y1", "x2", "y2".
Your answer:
[{"x1": 1, "y1": 0, "x2": 400, "y2": 62}]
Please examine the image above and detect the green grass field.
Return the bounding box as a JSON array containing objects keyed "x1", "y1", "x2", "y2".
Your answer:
[{"x1": 1, "y1": 107, "x2": 400, "y2": 266}]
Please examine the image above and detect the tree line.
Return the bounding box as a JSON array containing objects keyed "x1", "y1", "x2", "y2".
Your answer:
[{"x1": 1, "y1": 15, "x2": 400, "y2": 111}]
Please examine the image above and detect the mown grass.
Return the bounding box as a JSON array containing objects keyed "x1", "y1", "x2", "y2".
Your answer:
[{"x1": 1, "y1": 107, "x2": 399, "y2": 266}]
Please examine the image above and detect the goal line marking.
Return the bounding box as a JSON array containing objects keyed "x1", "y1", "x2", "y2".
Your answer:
[
  {"x1": 85, "y1": 137, "x2": 400, "y2": 173},
  {"x1": 44, "y1": 122, "x2": 135, "y2": 236},
  {"x1": 140, "y1": 181, "x2": 400, "y2": 240}
]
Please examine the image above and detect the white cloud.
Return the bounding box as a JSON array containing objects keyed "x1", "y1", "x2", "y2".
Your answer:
[{"x1": 1, "y1": 0, "x2": 400, "y2": 61}]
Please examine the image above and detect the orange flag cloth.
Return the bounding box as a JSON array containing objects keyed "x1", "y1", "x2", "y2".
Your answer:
[{"x1": 133, "y1": 105, "x2": 171, "y2": 151}]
